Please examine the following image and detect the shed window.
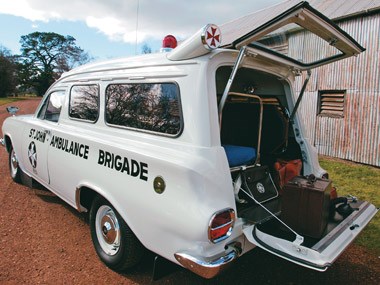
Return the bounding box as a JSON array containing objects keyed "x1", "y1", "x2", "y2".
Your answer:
[
  {"x1": 318, "y1": 90, "x2": 345, "y2": 118},
  {"x1": 105, "y1": 83, "x2": 182, "y2": 136}
]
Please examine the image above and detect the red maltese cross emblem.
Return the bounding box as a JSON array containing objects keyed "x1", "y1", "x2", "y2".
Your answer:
[{"x1": 203, "y1": 24, "x2": 221, "y2": 50}]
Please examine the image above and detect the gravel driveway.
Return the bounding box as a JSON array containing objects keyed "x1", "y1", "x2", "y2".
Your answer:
[{"x1": 0, "y1": 99, "x2": 379, "y2": 284}]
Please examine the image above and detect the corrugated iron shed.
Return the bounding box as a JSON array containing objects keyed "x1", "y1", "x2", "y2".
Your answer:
[
  {"x1": 220, "y1": 0, "x2": 380, "y2": 47},
  {"x1": 294, "y1": 10, "x2": 380, "y2": 166},
  {"x1": 220, "y1": 0, "x2": 380, "y2": 166},
  {"x1": 220, "y1": 0, "x2": 301, "y2": 47},
  {"x1": 307, "y1": 0, "x2": 380, "y2": 21}
]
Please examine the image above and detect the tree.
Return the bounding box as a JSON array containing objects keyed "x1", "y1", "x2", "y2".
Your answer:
[
  {"x1": 19, "y1": 32, "x2": 91, "y2": 96},
  {"x1": 141, "y1": 43, "x2": 152, "y2": 54},
  {"x1": 0, "y1": 45, "x2": 18, "y2": 98}
]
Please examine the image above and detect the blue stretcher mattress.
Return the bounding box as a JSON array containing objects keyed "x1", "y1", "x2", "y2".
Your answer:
[{"x1": 222, "y1": 145, "x2": 256, "y2": 167}]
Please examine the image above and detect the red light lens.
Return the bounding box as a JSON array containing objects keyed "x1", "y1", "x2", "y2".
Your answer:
[
  {"x1": 162, "y1": 35, "x2": 177, "y2": 49},
  {"x1": 209, "y1": 209, "x2": 235, "y2": 243},
  {"x1": 210, "y1": 224, "x2": 233, "y2": 240},
  {"x1": 211, "y1": 211, "x2": 231, "y2": 228}
]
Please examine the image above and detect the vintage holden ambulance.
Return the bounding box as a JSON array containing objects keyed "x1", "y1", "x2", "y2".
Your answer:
[{"x1": 1, "y1": 1, "x2": 378, "y2": 279}]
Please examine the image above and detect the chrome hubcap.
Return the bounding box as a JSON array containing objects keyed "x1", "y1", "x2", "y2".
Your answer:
[
  {"x1": 101, "y1": 216, "x2": 117, "y2": 244},
  {"x1": 95, "y1": 205, "x2": 121, "y2": 255}
]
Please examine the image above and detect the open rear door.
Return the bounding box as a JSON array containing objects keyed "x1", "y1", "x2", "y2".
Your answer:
[
  {"x1": 220, "y1": 0, "x2": 365, "y2": 70},
  {"x1": 219, "y1": 0, "x2": 376, "y2": 271},
  {"x1": 242, "y1": 201, "x2": 377, "y2": 271}
]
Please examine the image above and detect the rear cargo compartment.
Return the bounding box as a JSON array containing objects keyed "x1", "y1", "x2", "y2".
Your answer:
[
  {"x1": 216, "y1": 65, "x2": 304, "y2": 221},
  {"x1": 217, "y1": 65, "x2": 378, "y2": 265},
  {"x1": 235, "y1": 172, "x2": 377, "y2": 270}
]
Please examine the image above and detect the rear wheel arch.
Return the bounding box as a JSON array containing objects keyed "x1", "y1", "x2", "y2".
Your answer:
[
  {"x1": 76, "y1": 186, "x2": 123, "y2": 215},
  {"x1": 76, "y1": 186, "x2": 98, "y2": 212},
  {"x1": 75, "y1": 186, "x2": 145, "y2": 245},
  {"x1": 86, "y1": 193, "x2": 145, "y2": 271}
]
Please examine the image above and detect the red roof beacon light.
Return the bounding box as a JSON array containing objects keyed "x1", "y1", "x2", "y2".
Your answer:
[
  {"x1": 160, "y1": 35, "x2": 178, "y2": 53},
  {"x1": 163, "y1": 35, "x2": 177, "y2": 48}
]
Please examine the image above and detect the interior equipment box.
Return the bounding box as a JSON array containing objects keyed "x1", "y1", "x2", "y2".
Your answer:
[{"x1": 281, "y1": 176, "x2": 332, "y2": 238}]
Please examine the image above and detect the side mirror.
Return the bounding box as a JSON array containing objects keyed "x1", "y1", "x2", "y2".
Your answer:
[{"x1": 6, "y1": 106, "x2": 19, "y2": 116}]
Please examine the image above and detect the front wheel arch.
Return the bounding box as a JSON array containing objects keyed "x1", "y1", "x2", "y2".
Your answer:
[
  {"x1": 4, "y1": 135, "x2": 12, "y2": 153},
  {"x1": 8, "y1": 141, "x2": 22, "y2": 183}
]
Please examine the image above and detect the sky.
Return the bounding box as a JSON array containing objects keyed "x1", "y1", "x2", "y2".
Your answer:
[{"x1": 0, "y1": 0, "x2": 284, "y2": 60}]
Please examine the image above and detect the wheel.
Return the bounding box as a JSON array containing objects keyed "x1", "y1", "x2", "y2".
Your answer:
[
  {"x1": 89, "y1": 195, "x2": 144, "y2": 272},
  {"x1": 9, "y1": 146, "x2": 22, "y2": 183}
]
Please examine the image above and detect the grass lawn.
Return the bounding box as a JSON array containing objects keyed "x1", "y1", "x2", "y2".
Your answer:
[
  {"x1": 0, "y1": 95, "x2": 39, "y2": 106},
  {"x1": 319, "y1": 156, "x2": 380, "y2": 254},
  {"x1": 0, "y1": 97, "x2": 26, "y2": 106}
]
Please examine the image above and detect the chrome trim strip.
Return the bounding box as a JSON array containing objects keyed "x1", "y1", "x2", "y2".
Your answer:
[
  {"x1": 0, "y1": 138, "x2": 5, "y2": 147},
  {"x1": 74, "y1": 187, "x2": 88, "y2": 212},
  {"x1": 174, "y1": 244, "x2": 240, "y2": 279},
  {"x1": 289, "y1": 69, "x2": 311, "y2": 122},
  {"x1": 211, "y1": 220, "x2": 233, "y2": 231},
  {"x1": 75, "y1": 187, "x2": 82, "y2": 211},
  {"x1": 218, "y1": 46, "x2": 247, "y2": 128}
]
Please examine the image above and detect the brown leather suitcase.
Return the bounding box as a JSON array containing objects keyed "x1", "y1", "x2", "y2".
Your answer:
[{"x1": 281, "y1": 176, "x2": 332, "y2": 238}]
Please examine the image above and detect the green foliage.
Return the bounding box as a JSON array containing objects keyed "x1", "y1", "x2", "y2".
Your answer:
[
  {"x1": 18, "y1": 32, "x2": 91, "y2": 96},
  {"x1": 319, "y1": 156, "x2": 380, "y2": 253},
  {"x1": 0, "y1": 45, "x2": 18, "y2": 98}
]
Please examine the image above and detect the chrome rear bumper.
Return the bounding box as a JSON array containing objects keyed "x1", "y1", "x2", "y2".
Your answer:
[{"x1": 174, "y1": 243, "x2": 241, "y2": 279}]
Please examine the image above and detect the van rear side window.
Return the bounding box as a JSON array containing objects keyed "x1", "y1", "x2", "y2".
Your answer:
[
  {"x1": 69, "y1": 85, "x2": 99, "y2": 122},
  {"x1": 105, "y1": 83, "x2": 182, "y2": 136}
]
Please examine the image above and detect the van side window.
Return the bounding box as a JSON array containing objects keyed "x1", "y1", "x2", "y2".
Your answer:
[
  {"x1": 105, "y1": 83, "x2": 182, "y2": 136},
  {"x1": 69, "y1": 85, "x2": 99, "y2": 122},
  {"x1": 37, "y1": 91, "x2": 65, "y2": 122}
]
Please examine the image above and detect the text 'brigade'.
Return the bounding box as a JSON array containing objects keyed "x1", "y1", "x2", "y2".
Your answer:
[{"x1": 98, "y1": 149, "x2": 148, "y2": 181}]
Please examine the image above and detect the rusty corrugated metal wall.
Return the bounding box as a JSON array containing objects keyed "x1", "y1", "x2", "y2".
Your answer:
[{"x1": 293, "y1": 12, "x2": 380, "y2": 166}]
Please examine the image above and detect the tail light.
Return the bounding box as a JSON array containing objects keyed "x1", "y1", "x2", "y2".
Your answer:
[{"x1": 208, "y1": 209, "x2": 235, "y2": 243}]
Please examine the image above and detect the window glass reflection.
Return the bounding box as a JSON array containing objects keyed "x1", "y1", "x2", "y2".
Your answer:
[
  {"x1": 69, "y1": 85, "x2": 99, "y2": 122},
  {"x1": 105, "y1": 83, "x2": 181, "y2": 135}
]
